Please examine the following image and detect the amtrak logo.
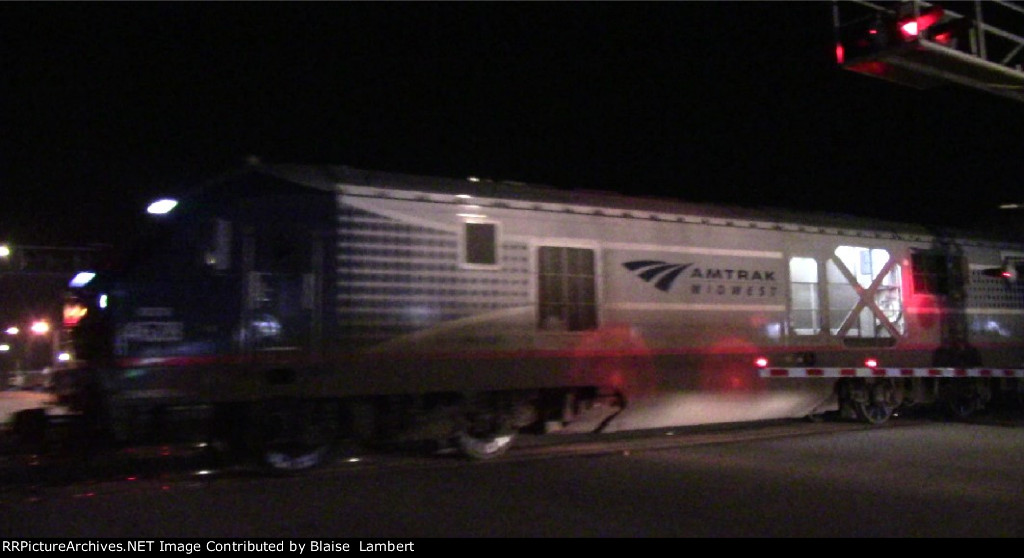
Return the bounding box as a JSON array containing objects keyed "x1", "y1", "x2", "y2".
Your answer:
[
  {"x1": 622, "y1": 260, "x2": 693, "y2": 292},
  {"x1": 623, "y1": 259, "x2": 779, "y2": 297}
]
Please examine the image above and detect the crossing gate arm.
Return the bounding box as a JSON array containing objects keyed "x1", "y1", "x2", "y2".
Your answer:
[{"x1": 759, "y1": 367, "x2": 1024, "y2": 378}]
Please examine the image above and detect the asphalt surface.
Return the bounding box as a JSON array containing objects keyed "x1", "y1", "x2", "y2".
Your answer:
[{"x1": 0, "y1": 390, "x2": 61, "y2": 427}]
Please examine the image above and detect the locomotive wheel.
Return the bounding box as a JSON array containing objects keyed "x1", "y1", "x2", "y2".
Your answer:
[
  {"x1": 456, "y1": 430, "x2": 516, "y2": 460},
  {"x1": 943, "y1": 379, "x2": 990, "y2": 420},
  {"x1": 852, "y1": 379, "x2": 900, "y2": 425},
  {"x1": 255, "y1": 398, "x2": 341, "y2": 474},
  {"x1": 945, "y1": 392, "x2": 979, "y2": 420},
  {"x1": 455, "y1": 412, "x2": 516, "y2": 460}
]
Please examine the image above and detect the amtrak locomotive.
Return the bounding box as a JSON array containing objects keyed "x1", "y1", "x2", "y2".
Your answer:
[{"x1": 40, "y1": 164, "x2": 1024, "y2": 472}]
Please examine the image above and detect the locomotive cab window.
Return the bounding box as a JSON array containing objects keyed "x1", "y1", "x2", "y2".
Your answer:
[
  {"x1": 202, "y1": 218, "x2": 233, "y2": 271},
  {"x1": 462, "y1": 221, "x2": 500, "y2": 268}
]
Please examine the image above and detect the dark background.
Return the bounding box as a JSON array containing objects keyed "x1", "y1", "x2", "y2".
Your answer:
[{"x1": 2, "y1": 2, "x2": 1022, "y2": 246}]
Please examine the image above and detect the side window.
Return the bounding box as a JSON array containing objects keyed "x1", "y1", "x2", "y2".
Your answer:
[
  {"x1": 788, "y1": 257, "x2": 820, "y2": 335},
  {"x1": 537, "y1": 246, "x2": 597, "y2": 331},
  {"x1": 462, "y1": 221, "x2": 499, "y2": 267},
  {"x1": 829, "y1": 245, "x2": 904, "y2": 341}
]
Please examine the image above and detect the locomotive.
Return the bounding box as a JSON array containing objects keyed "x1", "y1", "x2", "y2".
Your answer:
[{"x1": 38, "y1": 163, "x2": 1023, "y2": 472}]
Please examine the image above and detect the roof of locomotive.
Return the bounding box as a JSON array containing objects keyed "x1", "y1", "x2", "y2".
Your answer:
[{"x1": 254, "y1": 163, "x2": 1017, "y2": 247}]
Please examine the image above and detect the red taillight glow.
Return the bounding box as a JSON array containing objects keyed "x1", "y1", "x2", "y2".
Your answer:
[
  {"x1": 865, "y1": 358, "x2": 879, "y2": 368},
  {"x1": 835, "y1": 42, "x2": 845, "y2": 65},
  {"x1": 755, "y1": 356, "x2": 769, "y2": 368}
]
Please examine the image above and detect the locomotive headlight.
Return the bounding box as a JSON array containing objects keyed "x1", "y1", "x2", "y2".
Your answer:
[
  {"x1": 147, "y1": 198, "x2": 178, "y2": 215},
  {"x1": 755, "y1": 356, "x2": 769, "y2": 368},
  {"x1": 865, "y1": 357, "x2": 879, "y2": 369}
]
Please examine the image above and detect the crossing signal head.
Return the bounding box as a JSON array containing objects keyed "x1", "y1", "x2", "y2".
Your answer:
[{"x1": 897, "y1": 7, "x2": 943, "y2": 39}]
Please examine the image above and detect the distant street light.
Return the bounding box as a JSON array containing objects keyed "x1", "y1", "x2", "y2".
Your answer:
[
  {"x1": 30, "y1": 320, "x2": 50, "y2": 335},
  {"x1": 0, "y1": 244, "x2": 10, "y2": 258},
  {"x1": 991, "y1": 203, "x2": 1024, "y2": 239},
  {"x1": 3, "y1": 319, "x2": 64, "y2": 387}
]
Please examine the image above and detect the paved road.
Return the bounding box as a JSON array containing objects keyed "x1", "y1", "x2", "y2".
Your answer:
[
  {"x1": 0, "y1": 416, "x2": 1020, "y2": 538},
  {"x1": 0, "y1": 390, "x2": 61, "y2": 427}
]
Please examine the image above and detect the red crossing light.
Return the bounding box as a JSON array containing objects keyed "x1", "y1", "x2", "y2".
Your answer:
[{"x1": 898, "y1": 6, "x2": 944, "y2": 40}]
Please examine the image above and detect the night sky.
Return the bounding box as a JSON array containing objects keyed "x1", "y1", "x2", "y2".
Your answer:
[{"x1": 3, "y1": 1, "x2": 1024, "y2": 250}]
